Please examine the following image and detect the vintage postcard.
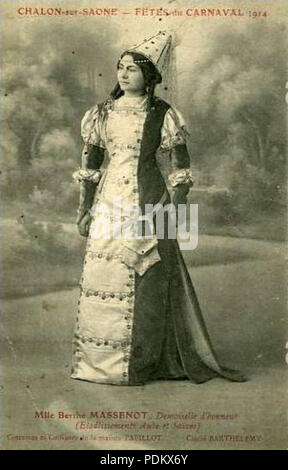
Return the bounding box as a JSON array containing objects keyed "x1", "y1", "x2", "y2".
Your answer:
[{"x1": 1, "y1": 0, "x2": 287, "y2": 450}]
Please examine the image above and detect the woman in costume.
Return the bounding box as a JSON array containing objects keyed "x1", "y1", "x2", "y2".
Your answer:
[{"x1": 71, "y1": 31, "x2": 246, "y2": 385}]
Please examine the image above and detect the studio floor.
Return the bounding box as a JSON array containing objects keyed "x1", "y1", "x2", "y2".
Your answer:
[{"x1": 1, "y1": 241, "x2": 287, "y2": 450}]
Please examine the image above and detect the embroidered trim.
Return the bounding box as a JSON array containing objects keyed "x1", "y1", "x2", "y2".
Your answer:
[
  {"x1": 86, "y1": 250, "x2": 124, "y2": 261},
  {"x1": 168, "y1": 168, "x2": 195, "y2": 188},
  {"x1": 108, "y1": 143, "x2": 141, "y2": 151},
  {"x1": 81, "y1": 287, "x2": 134, "y2": 300},
  {"x1": 73, "y1": 334, "x2": 131, "y2": 349}
]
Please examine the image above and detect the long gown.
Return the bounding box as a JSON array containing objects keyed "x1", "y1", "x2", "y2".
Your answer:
[{"x1": 71, "y1": 94, "x2": 245, "y2": 385}]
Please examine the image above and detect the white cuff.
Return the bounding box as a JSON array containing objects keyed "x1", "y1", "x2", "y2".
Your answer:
[
  {"x1": 168, "y1": 168, "x2": 195, "y2": 188},
  {"x1": 72, "y1": 168, "x2": 102, "y2": 184}
]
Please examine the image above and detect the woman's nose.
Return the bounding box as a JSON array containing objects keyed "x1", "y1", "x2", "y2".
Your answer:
[{"x1": 120, "y1": 68, "x2": 128, "y2": 79}]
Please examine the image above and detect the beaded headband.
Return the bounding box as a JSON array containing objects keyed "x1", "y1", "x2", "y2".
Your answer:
[
  {"x1": 119, "y1": 58, "x2": 150, "y2": 64},
  {"x1": 133, "y1": 59, "x2": 150, "y2": 63}
]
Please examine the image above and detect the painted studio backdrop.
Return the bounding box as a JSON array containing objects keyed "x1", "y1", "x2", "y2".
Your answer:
[{"x1": 1, "y1": 0, "x2": 287, "y2": 450}]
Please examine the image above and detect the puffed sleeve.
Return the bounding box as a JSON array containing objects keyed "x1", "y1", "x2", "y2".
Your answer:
[
  {"x1": 81, "y1": 104, "x2": 106, "y2": 149},
  {"x1": 160, "y1": 107, "x2": 195, "y2": 189},
  {"x1": 160, "y1": 107, "x2": 188, "y2": 151},
  {"x1": 73, "y1": 105, "x2": 106, "y2": 184}
]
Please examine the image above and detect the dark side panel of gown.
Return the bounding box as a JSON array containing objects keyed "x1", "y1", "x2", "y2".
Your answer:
[{"x1": 129, "y1": 232, "x2": 244, "y2": 385}]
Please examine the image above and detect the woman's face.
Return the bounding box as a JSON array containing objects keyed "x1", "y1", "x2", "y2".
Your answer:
[{"x1": 117, "y1": 54, "x2": 146, "y2": 94}]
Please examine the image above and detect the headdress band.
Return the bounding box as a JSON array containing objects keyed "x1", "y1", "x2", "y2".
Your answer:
[
  {"x1": 133, "y1": 59, "x2": 151, "y2": 63},
  {"x1": 119, "y1": 58, "x2": 151, "y2": 64}
]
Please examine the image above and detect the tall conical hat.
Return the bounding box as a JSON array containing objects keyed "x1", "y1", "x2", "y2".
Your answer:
[{"x1": 125, "y1": 31, "x2": 172, "y2": 77}]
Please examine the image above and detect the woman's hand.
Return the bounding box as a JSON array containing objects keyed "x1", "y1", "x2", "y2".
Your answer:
[
  {"x1": 172, "y1": 184, "x2": 189, "y2": 207},
  {"x1": 77, "y1": 212, "x2": 92, "y2": 237}
]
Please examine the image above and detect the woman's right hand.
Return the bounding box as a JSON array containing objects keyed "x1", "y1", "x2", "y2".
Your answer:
[{"x1": 77, "y1": 212, "x2": 91, "y2": 237}]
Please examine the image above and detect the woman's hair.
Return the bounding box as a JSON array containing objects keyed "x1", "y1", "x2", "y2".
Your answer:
[{"x1": 110, "y1": 51, "x2": 162, "y2": 109}]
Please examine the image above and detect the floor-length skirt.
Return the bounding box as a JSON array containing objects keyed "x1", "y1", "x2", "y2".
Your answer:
[{"x1": 71, "y1": 222, "x2": 245, "y2": 385}]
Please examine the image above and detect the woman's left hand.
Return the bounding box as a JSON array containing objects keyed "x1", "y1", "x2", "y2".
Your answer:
[{"x1": 172, "y1": 184, "x2": 189, "y2": 206}]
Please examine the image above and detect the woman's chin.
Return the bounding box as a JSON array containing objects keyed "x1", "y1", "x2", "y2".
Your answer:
[{"x1": 119, "y1": 84, "x2": 129, "y2": 91}]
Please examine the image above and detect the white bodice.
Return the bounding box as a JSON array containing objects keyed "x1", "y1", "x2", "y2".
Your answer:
[{"x1": 81, "y1": 95, "x2": 189, "y2": 275}]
